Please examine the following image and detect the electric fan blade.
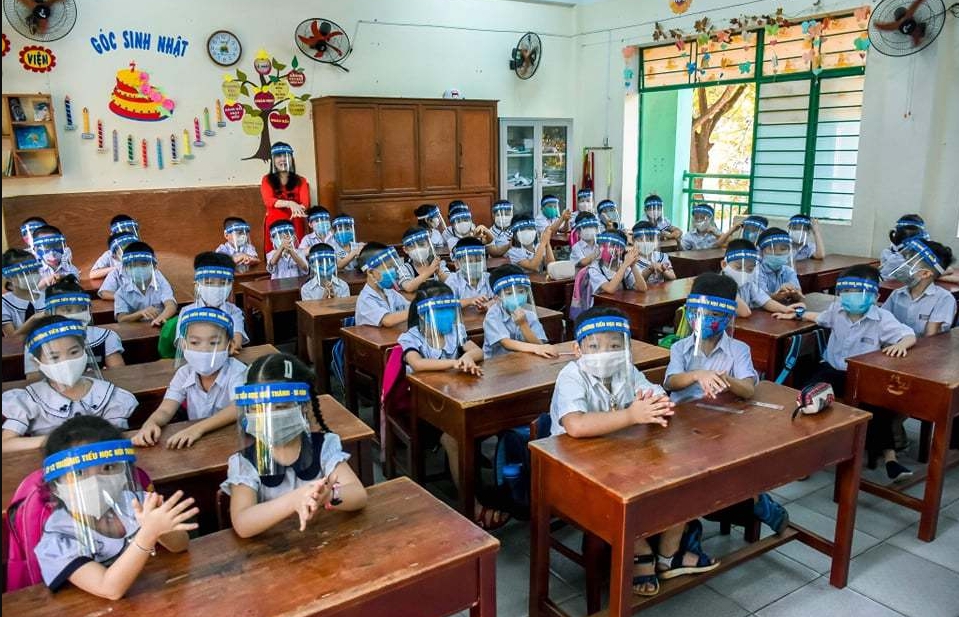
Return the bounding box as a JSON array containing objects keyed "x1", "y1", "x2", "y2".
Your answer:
[
  {"x1": 910, "y1": 24, "x2": 926, "y2": 44},
  {"x1": 873, "y1": 20, "x2": 904, "y2": 29},
  {"x1": 310, "y1": 20, "x2": 321, "y2": 37},
  {"x1": 899, "y1": 0, "x2": 926, "y2": 21},
  {"x1": 326, "y1": 43, "x2": 342, "y2": 55}
]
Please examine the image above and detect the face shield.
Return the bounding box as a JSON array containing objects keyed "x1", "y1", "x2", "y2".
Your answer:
[
  {"x1": 633, "y1": 228, "x2": 658, "y2": 256},
  {"x1": 788, "y1": 216, "x2": 811, "y2": 247},
  {"x1": 452, "y1": 243, "x2": 487, "y2": 287},
  {"x1": 121, "y1": 251, "x2": 158, "y2": 292},
  {"x1": 235, "y1": 381, "x2": 313, "y2": 476},
  {"x1": 417, "y1": 206, "x2": 444, "y2": 230},
  {"x1": 26, "y1": 320, "x2": 102, "y2": 387},
  {"x1": 363, "y1": 247, "x2": 404, "y2": 291},
  {"x1": 836, "y1": 276, "x2": 879, "y2": 315},
  {"x1": 194, "y1": 265, "x2": 234, "y2": 308},
  {"x1": 176, "y1": 307, "x2": 234, "y2": 374},
  {"x1": 577, "y1": 190, "x2": 595, "y2": 214},
  {"x1": 492, "y1": 273, "x2": 536, "y2": 315},
  {"x1": 685, "y1": 294, "x2": 737, "y2": 359},
  {"x1": 45, "y1": 292, "x2": 93, "y2": 327},
  {"x1": 541, "y1": 197, "x2": 561, "y2": 221},
  {"x1": 758, "y1": 232, "x2": 795, "y2": 273},
  {"x1": 644, "y1": 198, "x2": 664, "y2": 224},
  {"x1": 225, "y1": 222, "x2": 252, "y2": 252},
  {"x1": 597, "y1": 233, "x2": 626, "y2": 270},
  {"x1": 691, "y1": 205, "x2": 715, "y2": 232},
  {"x1": 493, "y1": 201, "x2": 514, "y2": 230},
  {"x1": 722, "y1": 248, "x2": 760, "y2": 287},
  {"x1": 574, "y1": 315, "x2": 634, "y2": 405},
  {"x1": 574, "y1": 216, "x2": 601, "y2": 243},
  {"x1": 450, "y1": 211, "x2": 474, "y2": 237},
  {"x1": 308, "y1": 248, "x2": 338, "y2": 288},
  {"x1": 512, "y1": 219, "x2": 538, "y2": 248},
  {"x1": 2, "y1": 260, "x2": 43, "y2": 304},
  {"x1": 109, "y1": 234, "x2": 137, "y2": 264},
  {"x1": 598, "y1": 201, "x2": 620, "y2": 226},
  {"x1": 308, "y1": 212, "x2": 331, "y2": 238},
  {"x1": 109, "y1": 219, "x2": 140, "y2": 238},
  {"x1": 887, "y1": 238, "x2": 943, "y2": 287},
  {"x1": 332, "y1": 217, "x2": 356, "y2": 247},
  {"x1": 269, "y1": 223, "x2": 297, "y2": 252},
  {"x1": 21, "y1": 220, "x2": 45, "y2": 249},
  {"x1": 271, "y1": 149, "x2": 294, "y2": 173},
  {"x1": 43, "y1": 439, "x2": 140, "y2": 556},
  {"x1": 403, "y1": 230, "x2": 437, "y2": 266},
  {"x1": 741, "y1": 219, "x2": 767, "y2": 244},
  {"x1": 417, "y1": 295, "x2": 465, "y2": 351},
  {"x1": 34, "y1": 234, "x2": 70, "y2": 271}
]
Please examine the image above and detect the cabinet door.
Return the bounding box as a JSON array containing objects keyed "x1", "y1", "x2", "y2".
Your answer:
[
  {"x1": 419, "y1": 106, "x2": 458, "y2": 191},
  {"x1": 336, "y1": 105, "x2": 380, "y2": 195},
  {"x1": 501, "y1": 121, "x2": 537, "y2": 218},
  {"x1": 458, "y1": 107, "x2": 496, "y2": 191},
  {"x1": 540, "y1": 123, "x2": 570, "y2": 210},
  {"x1": 378, "y1": 105, "x2": 419, "y2": 193}
]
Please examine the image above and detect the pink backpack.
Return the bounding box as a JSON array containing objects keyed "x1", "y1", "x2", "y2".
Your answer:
[
  {"x1": 568, "y1": 266, "x2": 594, "y2": 322},
  {"x1": 4, "y1": 467, "x2": 153, "y2": 592},
  {"x1": 379, "y1": 345, "x2": 411, "y2": 456}
]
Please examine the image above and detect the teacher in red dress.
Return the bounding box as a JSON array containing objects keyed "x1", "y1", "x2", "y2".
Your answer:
[{"x1": 260, "y1": 142, "x2": 308, "y2": 249}]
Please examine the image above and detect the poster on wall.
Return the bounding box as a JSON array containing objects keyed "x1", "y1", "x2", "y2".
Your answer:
[
  {"x1": 19, "y1": 45, "x2": 56, "y2": 72},
  {"x1": 108, "y1": 61, "x2": 175, "y2": 121}
]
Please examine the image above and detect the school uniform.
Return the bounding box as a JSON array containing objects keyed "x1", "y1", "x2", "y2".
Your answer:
[
  {"x1": 507, "y1": 245, "x2": 548, "y2": 273},
  {"x1": 215, "y1": 242, "x2": 259, "y2": 261},
  {"x1": 300, "y1": 276, "x2": 350, "y2": 301},
  {"x1": 443, "y1": 228, "x2": 470, "y2": 252},
  {"x1": 653, "y1": 216, "x2": 676, "y2": 234},
  {"x1": 569, "y1": 240, "x2": 599, "y2": 266},
  {"x1": 397, "y1": 259, "x2": 450, "y2": 288},
  {"x1": 638, "y1": 251, "x2": 673, "y2": 285},
  {"x1": 680, "y1": 230, "x2": 720, "y2": 251},
  {"x1": 665, "y1": 333, "x2": 759, "y2": 402},
  {"x1": 482, "y1": 302, "x2": 547, "y2": 358},
  {"x1": 426, "y1": 227, "x2": 445, "y2": 250},
  {"x1": 446, "y1": 270, "x2": 493, "y2": 301},
  {"x1": 327, "y1": 237, "x2": 359, "y2": 271},
  {"x1": 265, "y1": 249, "x2": 307, "y2": 279},
  {"x1": 113, "y1": 274, "x2": 175, "y2": 319},
  {"x1": 1, "y1": 378, "x2": 136, "y2": 436},
  {"x1": 817, "y1": 302, "x2": 913, "y2": 372},
  {"x1": 793, "y1": 240, "x2": 817, "y2": 261},
  {"x1": 756, "y1": 261, "x2": 801, "y2": 295},
  {"x1": 534, "y1": 214, "x2": 556, "y2": 235},
  {"x1": 882, "y1": 284, "x2": 956, "y2": 337},
  {"x1": 490, "y1": 226, "x2": 512, "y2": 248},
  {"x1": 35, "y1": 490, "x2": 144, "y2": 590},
  {"x1": 738, "y1": 279, "x2": 772, "y2": 309},
  {"x1": 549, "y1": 361, "x2": 665, "y2": 436},
  {"x1": 24, "y1": 327, "x2": 124, "y2": 374},
  {"x1": 1, "y1": 292, "x2": 44, "y2": 330},
  {"x1": 587, "y1": 261, "x2": 638, "y2": 295},
  {"x1": 162, "y1": 357, "x2": 246, "y2": 421},
  {"x1": 99, "y1": 268, "x2": 173, "y2": 300},
  {"x1": 398, "y1": 324, "x2": 469, "y2": 371},
  {"x1": 176, "y1": 301, "x2": 249, "y2": 345},
  {"x1": 39, "y1": 262, "x2": 80, "y2": 281},
  {"x1": 354, "y1": 284, "x2": 409, "y2": 327},
  {"x1": 90, "y1": 249, "x2": 116, "y2": 271},
  {"x1": 297, "y1": 232, "x2": 332, "y2": 252},
  {"x1": 879, "y1": 244, "x2": 905, "y2": 280},
  {"x1": 221, "y1": 432, "x2": 350, "y2": 502}
]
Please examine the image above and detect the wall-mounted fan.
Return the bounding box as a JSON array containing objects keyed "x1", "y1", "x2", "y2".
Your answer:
[
  {"x1": 3, "y1": 0, "x2": 77, "y2": 42},
  {"x1": 510, "y1": 32, "x2": 542, "y2": 80},
  {"x1": 868, "y1": 0, "x2": 952, "y2": 56},
  {"x1": 295, "y1": 18, "x2": 352, "y2": 72}
]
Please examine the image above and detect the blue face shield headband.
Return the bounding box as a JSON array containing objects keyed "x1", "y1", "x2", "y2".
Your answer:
[
  {"x1": 2, "y1": 259, "x2": 42, "y2": 279},
  {"x1": 43, "y1": 439, "x2": 136, "y2": 482},
  {"x1": 26, "y1": 320, "x2": 87, "y2": 355},
  {"x1": 44, "y1": 293, "x2": 92, "y2": 312},
  {"x1": 194, "y1": 266, "x2": 235, "y2": 284},
  {"x1": 178, "y1": 306, "x2": 235, "y2": 339},
  {"x1": 225, "y1": 222, "x2": 251, "y2": 235},
  {"x1": 574, "y1": 316, "x2": 630, "y2": 343},
  {"x1": 309, "y1": 250, "x2": 337, "y2": 275}
]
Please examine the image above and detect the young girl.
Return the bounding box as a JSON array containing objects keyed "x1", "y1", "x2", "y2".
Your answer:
[
  {"x1": 534, "y1": 195, "x2": 570, "y2": 235},
  {"x1": 507, "y1": 215, "x2": 555, "y2": 274},
  {"x1": 632, "y1": 221, "x2": 676, "y2": 284},
  {"x1": 597, "y1": 199, "x2": 621, "y2": 231},
  {"x1": 446, "y1": 237, "x2": 493, "y2": 307},
  {"x1": 265, "y1": 220, "x2": 309, "y2": 280},
  {"x1": 398, "y1": 227, "x2": 448, "y2": 294},
  {"x1": 880, "y1": 214, "x2": 926, "y2": 280},
  {"x1": 301, "y1": 243, "x2": 351, "y2": 300},
  {"x1": 444, "y1": 205, "x2": 493, "y2": 251},
  {"x1": 33, "y1": 416, "x2": 197, "y2": 598},
  {"x1": 222, "y1": 353, "x2": 367, "y2": 538},
  {"x1": 2, "y1": 248, "x2": 45, "y2": 336},
  {"x1": 483, "y1": 265, "x2": 555, "y2": 358},
  {"x1": 33, "y1": 226, "x2": 81, "y2": 288},
  {"x1": 787, "y1": 214, "x2": 825, "y2": 261},
  {"x1": 298, "y1": 206, "x2": 333, "y2": 252},
  {"x1": 414, "y1": 203, "x2": 447, "y2": 251},
  {"x1": 329, "y1": 215, "x2": 365, "y2": 271},
  {"x1": 882, "y1": 238, "x2": 956, "y2": 337},
  {"x1": 569, "y1": 212, "x2": 601, "y2": 269},
  {"x1": 488, "y1": 200, "x2": 514, "y2": 257},
  {"x1": 586, "y1": 231, "x2": 647, "y2": 298}
]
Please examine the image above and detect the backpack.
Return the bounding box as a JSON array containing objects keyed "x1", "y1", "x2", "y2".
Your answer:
[
  {"x1": 157, "y1": 315, "x2": 179, "y2": 359},
  {"x1": 493, "y1": 426, "x2": 532, "y2": 520},
  {"x1": 330, "y1": 316, "x2": 355, "y2": 390},
  {"x1": 5, "y1": 467, "x2": 153, "y2": 592},
  {"x1": 568, "y1": 266, "x2": 594, "y2": 322},
  {"x1": 379, "y1": 345, "x2": 411, "y2": 460}
]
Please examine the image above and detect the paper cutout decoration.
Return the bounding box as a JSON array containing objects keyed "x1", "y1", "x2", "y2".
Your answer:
[
  {"x1": 19, "y1": 46, "x2": 56, "y2": 73},
  {"x1": 63, "y1": 96, "x2": 76, "y2": 131},
  {"x1": 109, "y1": 62, "x2": 175, "y2": 121},
  {"x1": 215, "y1": 99, "x2": 226, "y2": 127},
  {"x1": 670, "y1": 0, "x2": 692, "y2": 14},
  {"x1": 81, "y1": 108, "x2": 94, "y2": 139},
  {"x1": 156, "y1": 137, "x2": 164, "y2": 170},
  {"x1": 112, "y1": 130, "x2": 119, "y2": 162},
  {"x1": 2, "y1": 34, "x2": 9, "y2": 57},
  {"x1": 192, "y1": 117, "x2": 205, "y2": 147},
  {"x1": 170, "y1": 133, "x2": 180, "y2": 165},
  {"x1": 203, "y1": 108, "x2": 215, "y2": 136}
]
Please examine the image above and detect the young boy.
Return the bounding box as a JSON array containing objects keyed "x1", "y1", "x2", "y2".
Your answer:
[
  {"x1": 722, "y1": 240, "x2": 801, "y2": 317},
  {"x1": 215, "y1": 217, "x2": 261, "y2": 270},
  {"x1": 133, "y1": 306, "x2": 247, "y2": 450},
  {"x1": 33, "y1": 226, "x2": 80, "y2": 287},
  {"x1": 643, "y1": 194, "x2": 682, "y2": 241},
  {"x1": 882, "y1": 238, "x2": 956, "y2": 337},
  {"x1": 787, "y1": 214, "x2": 825, "y2": 261},
  {"x1": 19, "y1": 216, "x2": 47, "y2": 253},
  {"x1": 597, "y1": 199, "x2": 621, "y2": 231},
  {"x1": 550, "y1": 306, "x2": 717, "y2": 594},
  {"x1": 569, "y1": 212, "x2": 601, "y2": 269},
  {"x1": 507, "y1": 215, "x2": 555, "y2": 274},
  {"x1": 298, "y1": 205, "x2": 333, "y2": 252},
  {"x1": 177, "y1": 252, "x2": 248, "y2": 348},
  {"x1": 114, "y1": 241, "x2": 177, "y2": 326},
  {"x1": 301, "y1": 243, "x2": 351, "y2": 300},
  {"x1": 739, "y1": 215, "x2": 768, "y2": 245},
  {"x1": 2, "y1": 249, "x2": 46, "y2": 336},
  {"x1": 632, "y1": 221, "x2": 675, "y2": 284},
  {"x1": 775, "y1": 265, "x2": 916, "y2": 479},
  {"x1": 98, "y1": 238, "x2": 174, "y2": 302},
  {"x1": 576, "y1": 188, "x2": 595, "y2": 214},
  {"x1": 534, "y1": 195, "x2": 571, "y2": 235},
  {"x1": 446, "y1": 237, "x2": 493, "y2": 307},
  {"x1": 680, "y1": 203, "x2": 721, "y2": 250},
  {"x1": 89, "y1": 232, "x2": 138, "y2": 282},
  {"x1": 756, "y1": 228, "x2": 803, "y2": 305},
  {"x1": 880, "y1": 214, "x2": 926, "y2": 280},
  {"x1": 444, "y1": 205, "x2": 493, "y2": 251},
  {"x1": 587, "y1": 231, "x2": 647, "y2": 296},
  {"x1": 414, "y1": 203, "x2": 447, "y2": 250},
  {"x1": 329, "y1": 215, "x2": 365, "y2": 271},
  {"x1": 354, "y1": 243, "x2": 410, "y2": 327},
  {"x1": 488, "y1": 200, "x2": 514, "y2": 257},
  {"x1": 398, "y1": 227, "x2": 447, "y2": 294},
  {"x1": 265, "y1": 220, "x2": 309, "y2": 280},
  {"x1": 483, "y1": 265, "x2": 554, "y2": 358}
]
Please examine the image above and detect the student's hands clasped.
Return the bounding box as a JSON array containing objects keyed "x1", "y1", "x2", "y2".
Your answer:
[
  {"x1": 133, "y1": 490, "x2": 199, "y2": 543},
  {"x1": 628, "y1": 389, "x2": 675, "y2": 427},
  {"x1": 295, "y1": 475, "x2": 338, "y2": 531},
  {"x1": 693, "y1": 369, "x2": 731, "y2": 398},
  {"x1": 454, "y1": 356, "x2": 483, "y2": 376}
]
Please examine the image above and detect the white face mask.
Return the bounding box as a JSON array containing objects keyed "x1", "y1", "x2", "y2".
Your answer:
[
  {"x1": 789, "y1": 230, "x2": 806, "y2": 245},
  {"x1": 234, "y1": 233, "x2": 249, "y2": 248},
  {"x1": 494, "y1": 214, "x2": 512, "y2": 229},
  {"x1": 408, "y1": 247, "x2": 430, "y2": 264},
  {"x1": 64, "y1": 311, "x2": 92, "y2": 326},
  {"x1": 517, "y1": 230, "x2": 536, "y2": 246},
  {"x1": 723, "y1": 265, "x2": 754, "y2": 287},
  {"x1": 183, "y1": 349, "x2": 229, "y2": 376},
  {"x1": 454, "y1": 221, "x2": 473, "y2": 236},
  {"x1": 694, "y1": 220, "x2": 711, "y2": 232},
  {"x1": 197, "y1": 284, "x2": 231, "y2": 307},
  {"x1": 37, "y1": 355, "x2": 88, "y2": 387},
  {"x1": 246, "y1": 407, "x2": 309, "y2": 448},
  {"x1": 577, "y1": 350, "x2": 628, "y2": 380},
  {"x1": 57, "y1": 473, "x2": 127, "y2": 519},
  {"x1": 638, "y1": 241, "x2": 657, "y2": 255},
  {"x1": 579, "y1": 228, "x2": 597, "y2": 242}
]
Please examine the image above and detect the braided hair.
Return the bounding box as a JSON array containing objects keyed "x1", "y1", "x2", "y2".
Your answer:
[{"x1": 243, "y1": 353, "x2": 330, "y2": 434}]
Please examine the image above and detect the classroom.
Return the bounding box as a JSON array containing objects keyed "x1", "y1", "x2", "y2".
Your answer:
[{"x1": 2, "y1": 0, "x2": 958, "y2": 615}]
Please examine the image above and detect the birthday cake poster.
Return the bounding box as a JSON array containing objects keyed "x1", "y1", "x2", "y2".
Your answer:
[{"x1": 108, "y1": 61, "x2": 176, "y2": 122}]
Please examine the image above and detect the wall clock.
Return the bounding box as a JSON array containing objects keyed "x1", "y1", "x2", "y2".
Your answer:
[{"x1": 207, "y1": 30, "x2": 242, "y2": 67}]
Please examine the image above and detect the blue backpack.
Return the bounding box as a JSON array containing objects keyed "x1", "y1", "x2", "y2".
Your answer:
[{"x1": 492, "y1": 414, "x2": 552, "y2": 520}]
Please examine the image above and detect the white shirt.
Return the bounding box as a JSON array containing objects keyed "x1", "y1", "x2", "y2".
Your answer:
[{"x1": 163, "y1": 357, "x2": 247, "y2": 420}]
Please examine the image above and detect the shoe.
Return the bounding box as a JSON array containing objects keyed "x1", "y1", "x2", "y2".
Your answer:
[
  {"x1": 754, "y1": 493, "x2": 790, "y2": 535},
  {"x1": 886, "y1": 460, "x2": 913, "y2": 481}
]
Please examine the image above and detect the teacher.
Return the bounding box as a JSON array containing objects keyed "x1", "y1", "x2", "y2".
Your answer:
[{"x1": 260, "y1": 142, "x2": 309, "y2": 249}]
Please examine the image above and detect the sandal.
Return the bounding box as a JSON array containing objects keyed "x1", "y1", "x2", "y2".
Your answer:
[
  {"x1": 657, "y1": 550, "x2": 719, "y2": 579},
  {"x1": 474, "y1": 505, "x2": 511, "y2": 531},
  {"x1": 632, "y1": 554, "x2": 660, "y2": 596}
]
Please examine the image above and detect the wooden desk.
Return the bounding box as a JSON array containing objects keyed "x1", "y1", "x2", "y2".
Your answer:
[
  {"x1": 529, "y1": 381, "x2": 870, "y2": 617},
  {"x1": 408, "y1": 339, "x2": 670, "y2": 516},
  {"x1": 846, "y1": 329, "x2": 959, "y2": 542},
  {"x1": 795, "y1": 254, "x2": 879, "y2": 293},
  {"x1": 231, "y1": 265, "x2": 269, "y2": 308},
  {"x1": 340, "y1": 269, "x2": 367, "y2": 295},
  {"x1": 878, "y1": 279, "x2": 959, "y2": 304},
  {"x1": 487, "y1": 256, "x2": 509, "y2": 271},
  {"x1": 78, "y1": 274, "x2": 102, "y2": 294},
  {"x1": 89, "y1": 291, "x2": 194, "y2": 326},
  {"x1": 239, "y1": 276, "x2": 308, "y2": 344},
  {"x1": 2, "y1": 478, "x2": 498, "y2": 617},
  {"x1": 667, "y1": 248, "x2": 725, "y2": 279},
  {"x1": 296, "y1": 296, "x2": 359, "y2": 393},
  {"x1": 2, "y1": 345, "x2": 277, "y2": 430},
  {"x1": 529, "y1": 272, "x2": 574, "y2": 316},
  {"x1": 593, "y1": 278, "x2": 695, "y2": 343},
  {"x1": 658, "y1": 239, "x2": 678, "y2": 253}
]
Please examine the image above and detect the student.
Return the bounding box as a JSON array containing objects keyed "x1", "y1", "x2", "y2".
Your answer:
[
  {"x1": 883, "y1": 238, "x2": 956, "y2": 337},
  {"x1": 787, "y1": 214, "x2": 825, "y2": 261},
  {"x1": 507, "y1": 215, "x2": 555, "y2": 274},
  {"x1": 301, "y1": 243, "x2": 351, "y2": 300},
  {"x1": 89, "y1": 232, "x2": 138, "y2": 282},
  {"x1": 398, "y1": 283, "x2": 507, "y2": 529},
  {"x1": 576, "y1": 188, "x2": 596, "y2": 214},
  {"x1": 329, "y1": 215, "x2": 364, "y2": 271},
  {"x1": 597, "y1": 199, "x2": 622, "y2": 231},
  {"x1": 446, "y1": 237, "x2": 493, "y2": 307},
  {"x1": 643, "y1": 194, "x2": 682, "y2": 241},
  {"x1": 880, "y1": 214, "x2": 926, "y2": 280},
  {"x1": 483, "y1": 265, "x2": 554, "y2": 358},
  {"x1": 2, "y1": 315, "x2": 137, "y2": 452},
  {"x1": 414, "y1": 203, "x2": 447, "y2": 250},
  {"x1": 177, "y1": 252, "x2": 248, "y2": 348},
  {"x1": 20, "y1": 216, "x2": 47, "y2": 253},
  {"x1": 222, "y1": 353, "x2": 367, "y2": 538},
  {"x1": 33, "y1": 226, "x2": 80, "y2": 287},
  {"x1": 632, "y1": 221, "x2": 675, "y2": 284},
  {"x1": 569, "y1": 212, "x2": 601, "y2": 268},
  {"x1": 27, "y1": 276, "x2": 125, "y2": 375},
  {"x1": 398, "y1": 227, "x2": 447, "y2": 294},
  {"x1": 266, "y1": 220, "x2": 309, "y2": 279},
  {"x1": 722, "y1": 240, "x2": 801, "y2": 317},
  {"x1": 114, "y1": 242, "x2": 177, "y2": 326},
  {"x1": 34, "y1": 416, "x2": 197, "y2": 598},
  {"x1": 444, "y1": 205, "x2": 493, "y2": 251},
  {"x1": 488, "y1": 200, "x2": 514, "y2": 257},
  {"x1": 99, "y1": 239, "x2": 175, "y2": 303},
  {"x1": 354, "y1": 243, "x2": 410, "y2": 327},
  {"x1": 588, "y1": 231, "x2": 647, "y2": 296},
  {"x1": 756, "y1": 228, "x2": 803, "y2": 304},
  {"x1": 133, "y1": 307, "x2": 246, "y2": 449},
  {"x1": 680, "y1": 203, "x2": 721, "y2": 250},
  {"x1": 775, "y1": 265, "x2": 916, "y2": 479},
  {"x1": 2, "y1": 248, "x2": 45, "y2": 336},
  {"x1": 719, "y1": 215, "x2": 769, "y2": 248},
  {"x1": 534, "y1": 195, "x2": 571, "y2": 235},
  {"x1": 298, "y1": 206, "x2": 333, "y2": 252},
  {"x1": 550, "y1": 306, "x2": 717, "y2": 594},
  {"x1": 215, "y1": 217, "x2": 261, "y2": 270}
]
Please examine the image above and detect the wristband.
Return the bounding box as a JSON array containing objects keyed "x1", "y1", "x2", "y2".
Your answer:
[
  {"x1": 133, "y1": 539, "x2": 157, "y2": 556},
  {"x1": 794, "y1": 307, "x2": 806, "y2": 320}
]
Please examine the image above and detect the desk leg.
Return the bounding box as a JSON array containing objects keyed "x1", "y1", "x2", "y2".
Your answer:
[
  {"x1": 262, "y1": 298, "x2": 275, "y2": 344},
  {"x1": 243, "y1": 299, "x2": 259, "y2": 345},
  {"x1": 830, "y1": 423, "x2": 865, "y2": 588},
  {"x1": 357, "y1": 437, "x2": 374, "y2": 486},
  {"x1": 458, "y1": 434, "x2": 477, "y2": 518},
  {"x1": 471, "y1": 551, "x2": 497, "y2": 617},
  {"x1": 918, "y1": 413, "x2": 953, "y2": 541},
  {"x1": 345, "y1": 344, "x2": 358, "y2": 413},
  {"x1": 608, "y1": 509, "x2": 634, "y2": 617},
  {"x1": 529, "y1": 458, "x2": 550, "y2": 617},
  {"x1": 315, "y1": 339, "x2": 332, "y2": 395}
]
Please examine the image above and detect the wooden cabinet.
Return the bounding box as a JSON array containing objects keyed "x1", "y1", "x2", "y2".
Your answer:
[{"x1": 312, "y1": 97, "x2": 498, "y2": 244}]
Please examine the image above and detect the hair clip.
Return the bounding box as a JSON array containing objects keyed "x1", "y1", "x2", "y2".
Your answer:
[{"x1": 284, "y1": 359, "x2": 293, "y2": 379}]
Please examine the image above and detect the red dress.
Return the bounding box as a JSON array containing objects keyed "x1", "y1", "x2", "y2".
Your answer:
[{"x1": 260, "y1": 175, "x2": 309, "y2": 250}]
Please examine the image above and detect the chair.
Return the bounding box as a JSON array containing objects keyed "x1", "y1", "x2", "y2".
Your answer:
[{"x1": 216, "y1": 489, "x2": 231, "y2": 532}]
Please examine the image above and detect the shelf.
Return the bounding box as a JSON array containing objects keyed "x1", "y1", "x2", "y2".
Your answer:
[
  {"x1": 14, "y1": 148, "x2": 57, "y2": 153},
  {"x1": 507, "y1": 185, "x2": 533, "y2": 191},
  {"x1": 542, "y1": 152, "x2": 566, "y2": 157},
  {"x1": 507, "y1": 152, "x2": 532, "y2": 157},
  {"x1": 542, "y1": 182, "x2": 567, "y2": 187},
  {"x1": 11, "y1": 121, "x2": 54, "y2": 126}
]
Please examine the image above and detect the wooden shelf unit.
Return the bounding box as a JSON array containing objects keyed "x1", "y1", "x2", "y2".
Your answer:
[{"x1": 2, "y1": 93, "x2": 62, "y2": 179}]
